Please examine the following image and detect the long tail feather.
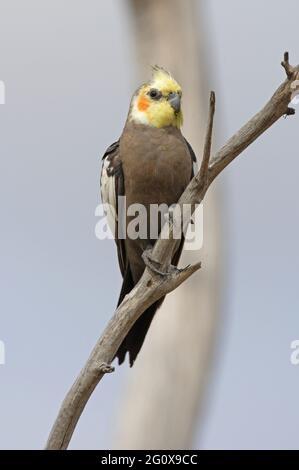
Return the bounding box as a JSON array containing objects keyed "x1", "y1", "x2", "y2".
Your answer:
[{"x1": 114, "y1": 266, "x2": 164, "y2": 366}]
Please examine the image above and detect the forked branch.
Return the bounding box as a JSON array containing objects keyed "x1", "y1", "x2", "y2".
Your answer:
[{"x1": 46, "y1": 53, "x2": 299, "y2": 450}]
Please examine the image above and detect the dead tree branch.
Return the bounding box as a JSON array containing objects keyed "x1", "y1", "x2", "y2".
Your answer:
[
  {"x1": 199, "y1": 91, "x2": 216, "y2": 183},
  {"x1": 46, "y1": 53, "x2": 299, "y2": 450}
]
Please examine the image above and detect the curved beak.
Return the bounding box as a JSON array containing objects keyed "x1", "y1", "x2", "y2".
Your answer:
[{"x1": 168, "y1": 92, "x2": 181, "y2": 113}]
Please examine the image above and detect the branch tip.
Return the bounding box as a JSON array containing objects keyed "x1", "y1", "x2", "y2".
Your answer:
[
  {"x1": 210, "y1": 90, "x2": 216, "y2": 108},
  {"x1": 198, "y1": 91, "x2": 216, "y2": 182},
  {"x1": 281, "y1": 51, "x2": 295, "y2": 79},
  {"x1": 176, "y1": 261, "x2": 201, "y2": 279},
  {"x1": 284, "y1": 51, "x2": 289, "y2": 63},
  {"x1": 285, "y1": 107, "x2": 296, "y2": 116},
  {"x1": 161, "y1": 261, "x2": 202, "y2": 291}
]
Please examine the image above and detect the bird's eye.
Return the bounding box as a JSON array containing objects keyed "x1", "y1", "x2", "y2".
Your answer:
[{"x1": 148, "y1": 89, "x2": 161, "y2": 100}]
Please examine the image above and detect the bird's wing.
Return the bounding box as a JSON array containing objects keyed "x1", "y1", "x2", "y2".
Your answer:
[
  {"x1": 100, "y1": 140, "x2": 127, "y2": 276},
  {"x1": 183, "y1": 137, "x2": 197, "y2": 177}
]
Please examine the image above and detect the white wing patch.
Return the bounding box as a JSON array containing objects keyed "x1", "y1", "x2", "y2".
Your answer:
[{"x1": 100, "y1": 158, "x2": 117, "y2": 237}]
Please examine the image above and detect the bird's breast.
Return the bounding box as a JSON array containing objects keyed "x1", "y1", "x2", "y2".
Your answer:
[{"x1": 119, "y1": 123, "x2": 192, "y2": 208}]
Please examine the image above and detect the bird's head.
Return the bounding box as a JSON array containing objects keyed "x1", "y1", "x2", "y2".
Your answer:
[{"x1": 129, "y1": 66, "x2": 183, "y2": 129}]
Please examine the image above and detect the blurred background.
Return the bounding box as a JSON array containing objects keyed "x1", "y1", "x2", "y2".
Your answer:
[{"x1": 0, "y1": 0, "x2": 299, "y2": 450}]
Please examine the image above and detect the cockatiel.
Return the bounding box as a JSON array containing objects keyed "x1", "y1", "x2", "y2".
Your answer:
[{"x1": 101, "y1": 67, "x2": 196, "y2": 366}]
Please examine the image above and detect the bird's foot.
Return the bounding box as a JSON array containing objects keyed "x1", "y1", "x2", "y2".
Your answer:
[
  {"x1": 142, "y1": 248, "x2": 167, "y2": 276},
  {"x1": 142, "y1": 248, "x2": 191, "y2": 278}
]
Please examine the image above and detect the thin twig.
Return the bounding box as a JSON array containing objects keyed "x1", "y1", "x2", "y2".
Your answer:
[
  {"x1": 199, "y1": 91, "x2": 216, "y2": 183},
  {"x1": 281, "y1": 51, "x2": 295, "y2": 79}
]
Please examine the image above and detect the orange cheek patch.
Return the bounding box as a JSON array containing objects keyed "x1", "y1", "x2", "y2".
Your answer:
[{"x1": 137, "y1": 95, "x2": 150, "y2": 112}]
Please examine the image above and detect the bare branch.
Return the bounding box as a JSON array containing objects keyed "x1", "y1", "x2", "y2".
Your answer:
[
  {"x1": 281, "y1": 51, "x2": 295, "y2": 79},
  {"x1": 46, "y1": 52, "x2": 299, "y2": 450},
  {"x1": 199, "y1": 90, "x2": 216, "y2": 183},
  {"x1": 208, "y1": 54, "x2": 299, "y2": 183}
]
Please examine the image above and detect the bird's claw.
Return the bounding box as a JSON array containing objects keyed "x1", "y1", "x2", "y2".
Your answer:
[
  {"x1": 142, "y1": 249, "x2": 168, "y2": 276},
  {"x1": 142, "y1": 248, "x2": 191, "y2": 277}
]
